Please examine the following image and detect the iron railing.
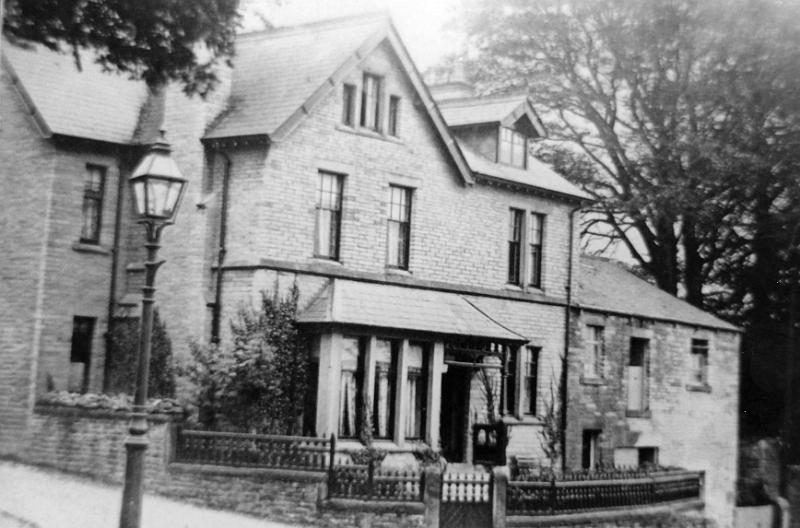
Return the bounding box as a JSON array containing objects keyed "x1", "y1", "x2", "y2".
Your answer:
[
  {"x1": 507, "y1": 469, "x2": 703, "y2": 516},
  {"x1": 174, "y1": 428, "x2": 333, "y2": 472},
  {"x1": 328, "y1": 462, "x2": 423, "y2": 502}
]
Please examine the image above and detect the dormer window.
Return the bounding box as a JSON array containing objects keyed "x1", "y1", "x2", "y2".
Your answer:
[
  {"x1": 361, "y1": 73, "x2": 382, "y2": 131},
  {"x1": 499, "y1": 127, "x2": 528, "y2": 168}
]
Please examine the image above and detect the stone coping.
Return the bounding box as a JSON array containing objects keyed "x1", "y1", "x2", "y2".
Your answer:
[
  {"x1": 323, "y1": 498, "x2": 425, "y2": 514},
  {"x1": 34, "y1": 403, "x2": 180, "y2": 424},
  {"x1": 507, "y1": 498, "x2": 705, "y2": 526},
  {"x1": 168, "y1": 462, "x2": 328, "y2": 483}
]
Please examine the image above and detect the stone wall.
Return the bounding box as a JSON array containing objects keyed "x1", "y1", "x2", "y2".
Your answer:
[{"x1": 566, "y1": 310, "x2": 740, "y2": 527}]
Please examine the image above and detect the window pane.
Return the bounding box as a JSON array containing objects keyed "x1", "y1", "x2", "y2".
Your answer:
[
  {"x1": 387, "y1": 186, "x2": 411, "y2": 268},
  {"x1": 342, "y1": 84, "x2": 355, "y2": 126},
  {"x1": 524, "y1": 348, "x2": 539, "y2": 415},
  {"x1": 508, "y1": 209, "x2": 523, "y2": 284},
  {"x1": 499, "y1": 127, "x2": 512, "y2": 164},
  {"x1": 511, "y1": 131, "x2": 526, "y2": 167},
  {"x1": 585, "y1": 325, "x2": 604, "y2": 377},
  {"x1": 505, "y1": 347, "x2": 516, "y2": 414},
  {"x1": 388, "y1": 96, "x2": 400, "y2": 136},
  {"x1": 315, "y1": 172, "x2": 343, "y2": 259},
  {"x1": 80, "y1": 166, "x2": 105, "y2": 243},
  {"x1": 361, "y1": 74, "x2": 381, "y2": 130}
]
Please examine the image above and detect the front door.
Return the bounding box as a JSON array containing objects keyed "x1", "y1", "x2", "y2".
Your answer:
[{"x1": 440, "y1": 366, "x2": 470, "y2": 462}]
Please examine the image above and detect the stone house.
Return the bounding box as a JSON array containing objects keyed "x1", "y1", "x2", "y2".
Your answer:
[{"x1": 0, "y1": 13, "x2": 739, "y2": 525}]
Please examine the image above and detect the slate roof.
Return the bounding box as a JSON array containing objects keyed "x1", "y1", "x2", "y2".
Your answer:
[
  {"x1": 457, "y1": 140, "x2": 592, "y2": 201},
  {"x1": 577, "y1": 255, "x2": 739, "y2": 332},
  {"x1": 204, "y1": 14, "x2": 386, "y2": 140},
  {"x1": 439, "y1": 95, "x2": 544, "y2": 136},
  {"x1": 297, "y1": 279, "x2": 527, "y2": 342},
  {"x1": 1, "y1": 38, "x2": 148, "y2": 143}
]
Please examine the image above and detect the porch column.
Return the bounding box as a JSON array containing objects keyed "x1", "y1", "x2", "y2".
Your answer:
[
  {"x1": 394, "y1": 339, "x2": 410, "y2": 447},
  {"x1": 363, "y1": 336, "x2": 377, "y2": 426},
  {"x1": 316, "y1": 332, "x2": 343, "y2": 437},
  {"x1": 426, "y1": 341, "x2": 444, "y2": 450}
]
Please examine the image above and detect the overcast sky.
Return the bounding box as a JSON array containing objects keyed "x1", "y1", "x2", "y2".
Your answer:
[{"x1": 241, "y1": 0, "x2": 464, "y2": 70}]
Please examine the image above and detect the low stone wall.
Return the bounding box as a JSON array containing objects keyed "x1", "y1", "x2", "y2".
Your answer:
[
  {"x1": 14, "y1": 409, "x2": 718, "y2": 528},
  {"x1": 21, "y1": 405, "x2": 174, "y2": 484}
]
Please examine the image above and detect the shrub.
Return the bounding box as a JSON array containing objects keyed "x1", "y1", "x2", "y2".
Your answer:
[{"x1": 105, "y1": 310, "x2": 176, "y2": 398}]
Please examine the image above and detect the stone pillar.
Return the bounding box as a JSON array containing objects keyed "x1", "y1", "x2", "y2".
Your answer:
[
  {"x1": 394, "y1": 339, "x2": 410, "y2": 446},
  {"x1": 316, "y1": 333, "x2": 342, "y2": 437},
  {"x1": 426, "y1": 341, "x2": 444, "y2": 449},
  {"x1": 492, "y1": 465, "x2": 509, "y2": 528},
  {"x1": 423, "y1": 465, "x2": 442, "y2": 528}
]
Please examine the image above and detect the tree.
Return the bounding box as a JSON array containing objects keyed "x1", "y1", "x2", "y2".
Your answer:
[
  {"x1": 2, "y1": 0, "x2": 240, "y2": 95},
  {"x1": 459, "y1": 0, "x2": 800, "y2": 308},
  {"x1": 181, "y1": 285, "x2": 311, "y2": 434},
  {"x1": 106, "y1": 310, "x2": 176, "y2": 399}
]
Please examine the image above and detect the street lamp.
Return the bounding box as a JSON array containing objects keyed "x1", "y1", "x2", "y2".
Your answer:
[{"x1": 119, "y1": 131, "x2": 187, "y2": 528}]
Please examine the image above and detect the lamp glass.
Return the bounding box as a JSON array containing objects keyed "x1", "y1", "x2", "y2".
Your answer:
[{"x1": 133, "y1": 180, "x2": 147, "y2": 217}]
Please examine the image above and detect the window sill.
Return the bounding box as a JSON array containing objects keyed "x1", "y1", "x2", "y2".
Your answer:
[
  {"x1": 385, "y1": 266, "x2": 412, "y2": 276},
  {"x1": 625, "y1": 409, "x2": 652, "y2": 419},
  {"x1": 72, "y1": 242, "x2": 111, "y2": 255},
  {"x1": 503, "y1": 415, "x2": 543, "y2": 426},
  {"x1": 686, "y1": 383, "x2": 712, "y2": 393},
  {"x1": 504, "y1": 283, "x2": 523, "y2": 292},
  {"x1": 311, "y1": 256, "x2": 342, "y2": 265},
  {"x1": 335, "y1": 124, "x2": 404, "y2": 144},
  {"x1": 580, "y1": 376, "x2": 606, "y2": 386}
]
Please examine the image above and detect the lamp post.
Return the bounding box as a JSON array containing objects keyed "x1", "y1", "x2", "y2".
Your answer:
[{"x1": 119, "y1": 132, "x2": 187, "y2": 528}]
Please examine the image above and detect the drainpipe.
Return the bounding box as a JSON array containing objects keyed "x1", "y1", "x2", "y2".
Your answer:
[
  {"x1": 210, "y1": 149, "x2": 232, "y2": 343},
  {"x1": 561, "y1": 204, "x2": 582, "y2": 473},
  {"x1": 103, "y1": 150, "x2": 128, "y2": 392}
]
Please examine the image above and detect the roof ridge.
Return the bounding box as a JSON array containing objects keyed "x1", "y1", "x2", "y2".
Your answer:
[
  {"x1": 437, "y1": 93, "x2": 530, "y2": 107},
  {"x1": 237, "y1": 11, "x2": 390, "y2": 41}
]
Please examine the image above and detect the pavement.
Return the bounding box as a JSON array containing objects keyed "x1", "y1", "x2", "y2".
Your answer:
[{"x1": 0, "y1": 461, "x2": 297, "y2": 528}]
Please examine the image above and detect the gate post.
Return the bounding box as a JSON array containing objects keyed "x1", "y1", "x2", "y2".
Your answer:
[
  {"x1": 424, "y1": 466, "x2": 442, "y2": 528},
  {"x1": 492, "y1": 465, "x2": 509, "y2": 528}
]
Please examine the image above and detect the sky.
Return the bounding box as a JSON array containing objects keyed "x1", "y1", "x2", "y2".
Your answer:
[{"x1": 241, "y1": 0, "x2": 464, "y2": 70}]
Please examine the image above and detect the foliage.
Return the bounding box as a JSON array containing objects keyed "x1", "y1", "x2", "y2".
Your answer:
[
  {"x1": 538, "y1": 373, "x2": 562, "y2": 472},
  {"x1": 179, "y1": 285, "x2": 310, "y2": 434},
  {"x1": 412, "y1": 446, "x2": 444, "y2": 468},
  {"x1": 106, "y1": 310, "x2": 176, "y2": 399},
  {"x1": 459, "y1": 0, "x2": 800, "y2": 438},
  {"x1": 349, "y1": 446, "x2": 387, "y2": 467},
  {"x1": 477, "y1": 366, "x2": 500, "y2": 423},
  {"x1": 2, "y1": 0, "x2": 241, "y2": 96},
  {"x1": 38, "y1": 390, "x2": 184, "y2": 414}
]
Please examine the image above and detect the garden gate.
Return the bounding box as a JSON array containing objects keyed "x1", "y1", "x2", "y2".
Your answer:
[{"x1": 440, "y1": 468, "x2": 492, "y2": 528}]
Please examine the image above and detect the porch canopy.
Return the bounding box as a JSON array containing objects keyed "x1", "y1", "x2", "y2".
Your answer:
[{"x1": 297, "y1": 279, "x2": 527, "y2": 344}]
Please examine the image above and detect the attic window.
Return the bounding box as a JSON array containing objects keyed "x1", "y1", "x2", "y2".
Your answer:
[
  {"x1": 388, "y1": 95, "x2": 400, "y2": 136},
  {"x1": 498, "y1": 127, "x2": 528, "y2": 168},
  {"x1": 342, "y1": 84, "x2": 356, "y2": 126},
  {"x1": 361, "y1": 73, "x2": 382, "y2": 131}
]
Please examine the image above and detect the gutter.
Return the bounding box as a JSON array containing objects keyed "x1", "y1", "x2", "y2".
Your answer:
[
  {"x1": 210, "y1": 150, "x2": 232, "y2": 343},
  {"x1": 102, "y1": 149, "x2": 129, "y2": 391},
  {"x1": 561, "y1": 204, "x2": 582, "y2": 472}
]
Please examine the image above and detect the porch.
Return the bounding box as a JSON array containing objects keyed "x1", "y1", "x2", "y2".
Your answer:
[{"x1": 298, "y1": 279, "x2": 529, "y2": 464}]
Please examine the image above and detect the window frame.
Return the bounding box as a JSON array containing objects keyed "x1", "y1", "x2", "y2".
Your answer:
[
  {"x1": 498, "y1": 127, "x2": 528, "y2": 168},
  {"x1": 584, "y1": 325, "x2": 605, "y2": 379},
  {"x1": 70, "y1": 316, "x2": 95, "y2": 393},
  {"x1": 690, "y1": 338, "x2": 710, "y2": 386},
  {"x1": 386, "y1": 185, "x2": 412, "y2": 269},
  {"x1": 528, "y1": 213, "x2": 544, "y2": 288},
  {"x1": 314, "y1": 171, "x2": 344, "y2": 260},
  {"x1": 360, "y1": 73, "x2": 382, "y2": 132},
  {"x1": 80, "y1": 164, "x2": 106, "y2": 244},
  {"x1": 523, "y1": 347, "x2": 539, "y2": 416},
  {"x1": 388, "y1": 95, "x2": 400, "y2": 137},
  {"x1": 342, "y1": 83, "x2": 357, "y2": 127},
  {"x1": 507, "y1": 208, "x2": 524, "y2": 285},
  {"x1": 404, "y1": 341, "x2": 428, "y2": 440}
]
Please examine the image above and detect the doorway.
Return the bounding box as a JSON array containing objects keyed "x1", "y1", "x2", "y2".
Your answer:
[{"x1": 440, "y1": 366, "x2": 470, "y2": 462}]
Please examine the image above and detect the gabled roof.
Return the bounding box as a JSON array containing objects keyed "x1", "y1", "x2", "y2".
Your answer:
[
  {"x1": 1, "y1": 38, "x2": 149, "y2": 144},
  {"x1": 457, "y1": 140, "x2": 592, "y2": 201},
  {"x1": 439, "y1": 94, "x2": 546, "y2": 137},
  {"x1": 577, "y1": 255, "x2": 739, "y2": 332},
  {"x1": 298, "y1": 279, "x2": 527, "y2": 342},
  {"x1": 203, "y1": 13, "x2": 474, "y2": 184}
]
